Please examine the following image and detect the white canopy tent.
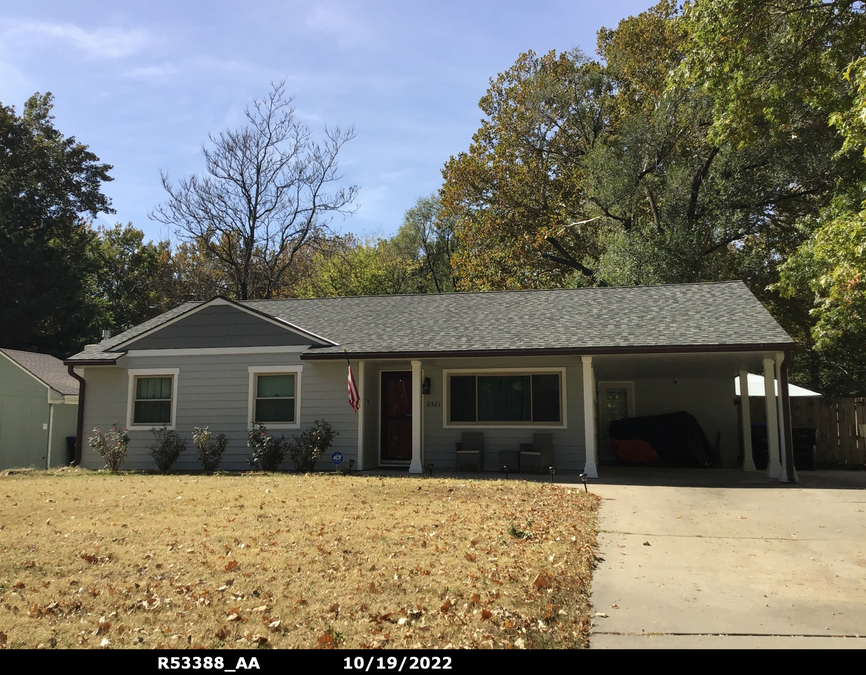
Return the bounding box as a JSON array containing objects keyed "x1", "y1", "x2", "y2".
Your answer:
[{"x1": 735, "y1": 373, "x2": 820, "y2": 397}]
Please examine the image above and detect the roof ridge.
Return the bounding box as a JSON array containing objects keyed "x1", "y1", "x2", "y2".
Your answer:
[{"x1": 243, "y1": 280, "x2": 746, "y2": 303}]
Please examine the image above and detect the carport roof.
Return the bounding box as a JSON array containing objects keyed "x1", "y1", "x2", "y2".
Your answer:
[{"x1": 66, "y1": 281, "x2": 794, "y2": 364}]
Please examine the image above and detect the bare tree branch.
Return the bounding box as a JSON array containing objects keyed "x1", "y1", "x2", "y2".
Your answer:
[{"x1": 150, "y1": 82, "x2": 358, "y2": 299}]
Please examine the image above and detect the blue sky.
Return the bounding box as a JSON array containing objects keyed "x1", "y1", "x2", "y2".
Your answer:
[{"x1": 1, "y1": 1, "x2": 653, "y2": 244}]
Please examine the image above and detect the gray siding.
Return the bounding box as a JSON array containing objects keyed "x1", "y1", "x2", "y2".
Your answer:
[
  {"x1": 120, "y1": 305, "x2": 325, "y2": 351},
  {"x1": 361, "y1": 356, "x2": 586, "y2": 472},
  {"x1": 81, "y1": 354, "x2": 358, "y2": 472}
]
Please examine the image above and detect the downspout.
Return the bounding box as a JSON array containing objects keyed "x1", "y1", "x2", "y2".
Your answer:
[
  {"x1": 779, "y1": 352, "x2": 796, "y2": 483},
  {"x1": 67, "y1": 365, "x2": 85, "y2": 466}
]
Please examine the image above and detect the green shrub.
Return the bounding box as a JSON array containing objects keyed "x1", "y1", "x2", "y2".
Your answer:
[
  {"x1": 88, "y1": 423, "x2": 130, "y2": 473},
  {"x1": 149, "y1": 426, "x2": 187, "y2": 473},
  {"x1": 193, "y1": 426, "x2": 228, "y2": 472},
  {"x1": 288, "y1": 419, "x2": 338, "y2": 472},
  {"x1": 248, "y1": 423, "x2": 287, "y2": 472}
]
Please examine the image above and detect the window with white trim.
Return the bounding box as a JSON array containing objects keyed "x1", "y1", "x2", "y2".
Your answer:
[
  {"x1": 127, "y1": 368, "x2": 179, "y2": 429},
  {"x1": 248, "y1": 366, "x2": 302, "y2": 429},
  {"x1": 445, "y1": 369, "x2": 565, "y2": 426}
]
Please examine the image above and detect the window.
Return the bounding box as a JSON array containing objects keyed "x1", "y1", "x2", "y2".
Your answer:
[
  {"x1": 445, "y1": 369, "x2": 565, "y2": 427},
  {"x1": 248, "y1": 366, "x2": 302, "y2": 429},
  {"x1": 127, "y1": 368, "x2": 179, "y2": 429}
]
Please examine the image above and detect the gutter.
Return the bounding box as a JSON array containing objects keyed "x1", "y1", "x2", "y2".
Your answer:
[
  {"x1": 302, "y1": 343, "x2": 797, "y2": 361},
  {"x1": 67, "y1": 365, "x2": 85, "y2": 466}
]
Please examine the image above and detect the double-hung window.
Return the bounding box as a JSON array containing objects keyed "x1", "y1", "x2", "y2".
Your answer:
[
  {"x1": 248, "y1": 366, "x2": 302, "y2": 429},
  {"x1": 445, "y1": 369, "x2": 565, "y2": 427},
  {"x1": 127, "y1": 368, "x2": 179, "y2": 429}
]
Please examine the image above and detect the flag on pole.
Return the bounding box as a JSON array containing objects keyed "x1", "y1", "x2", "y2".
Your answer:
[{"x1": 345, "y1": 351, "x2": 360, "y2": 412}]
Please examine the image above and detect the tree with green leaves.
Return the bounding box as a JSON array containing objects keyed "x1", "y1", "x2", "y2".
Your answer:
[
  {"x1": 92, "y1": 224, "x2": 172, "y2": 332},
  {"x1": 0, "y1": 93, "x2": 113, "y2": 356}
]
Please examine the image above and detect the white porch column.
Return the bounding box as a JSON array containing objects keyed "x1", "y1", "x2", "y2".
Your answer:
[
  {"x1": 739, "y1": 370, "x2": 756, "y2": 471},
  {"x1": 763, "y1": 358, "x2": 782, "y2": 479},
  {"x1": 582, "y1": 356, "x2": 598, "y2": 479},
  {"x1": 409, "y1": 360, "x2": 423, "y2": 474},
  {"x1": 356, "y1": 361, "x2": 365, "y2": 471},
  {"x1": 775, "y1": 352, "x2": 790, "y2": 483}
]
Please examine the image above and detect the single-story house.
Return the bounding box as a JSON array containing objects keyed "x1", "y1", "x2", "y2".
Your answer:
[
  {"x1": 64, "y1": 281, "x2": 798, "y2": 481},
  {"x1": 0, "y1": 348, "x2": 80, "y2": 470}
]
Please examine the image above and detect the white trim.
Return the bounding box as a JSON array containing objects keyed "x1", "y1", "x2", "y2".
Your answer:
[
  {"x1": 125, "y1": 345, "x2": 310, "y2": 357},
  {"x1": 441, "y1": 367, "x2": 568, "y2": 429},
  {"x1": 582, "y1": 356, "x2": 598, "y2": 479},
  {"x1": 410, "y1": 360, "x2": 423, "y2": 474},
  {"x1": 126, "y1": 368, "x2": 180, "y2": 431},
  {"x1": 247, "y1": 365, "x2": 303, "y2": 430},
  {"x1": 110, "y1": 297, "x2": 337, "y2": 351}
]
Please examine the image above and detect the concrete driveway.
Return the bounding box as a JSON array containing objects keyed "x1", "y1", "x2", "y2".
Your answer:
[{"x1": 588, "y1": 469, "x2": 866, "y2": 648}]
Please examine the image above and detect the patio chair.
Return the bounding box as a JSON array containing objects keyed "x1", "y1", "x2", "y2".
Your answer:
[
  {"x1": 519, "y1": 433, "x2": 554, "y2": 473},
  {"x1": 455, "y1": 432, "x2": 484, "y2": 471}
]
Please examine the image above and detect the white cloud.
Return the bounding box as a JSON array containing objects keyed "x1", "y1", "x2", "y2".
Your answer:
[{"x1": 0, "y1": 19, "x2": 150, "y2": 59}]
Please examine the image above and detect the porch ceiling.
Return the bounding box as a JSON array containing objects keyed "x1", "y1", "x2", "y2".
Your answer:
[{"x1": 591, "y1": 351, "x2": 774, "y2": 380}]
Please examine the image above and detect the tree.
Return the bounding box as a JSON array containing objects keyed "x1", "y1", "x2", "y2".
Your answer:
[
  {"x1": 151, "y1": 82, "x2": 358, "y2": 300},
  {"x1": 0, "y1": 93, "x2": 113, "y2": 356},
  {"x1": 92, "y1": 224, "x2": 172, "y2": 332},
  {"x1": 394, "y1": 194, "x2": 457, "y2": 293}
]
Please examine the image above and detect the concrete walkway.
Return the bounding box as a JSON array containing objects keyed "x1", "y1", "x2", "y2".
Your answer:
[{"x1": 588, "y1": 469, "x2": 866, "y2": 649}]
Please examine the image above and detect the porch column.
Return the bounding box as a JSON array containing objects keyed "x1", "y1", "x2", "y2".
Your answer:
[
  {"x1": 356, "y1": 361, "x2": 365, "y2": 471},
  {"x1": 763, "y1": 358, "x2": 782, "y2": 479},
  {"x1": 582, "y1": 356, "x2": 598, "y2": 479},
  {"x1": 776, "y1": 352, "x2": 794, "y2": 483},
  {"x1": 739, "y1": 369, "x2": 756, "y2": 471},
  {"x1": 409, "y1": 360, "x2": 423, "y2": 474}
]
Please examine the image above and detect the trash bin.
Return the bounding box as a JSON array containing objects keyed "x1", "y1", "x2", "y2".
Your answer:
[
  {"x1": 792, "y1": 427, "x2": 817, "y2": 471},
  {"x1": 65, "y1": 436, "x2": 76, "y2": 465},
  {"x1": 750, "y1": 423, "x2": 768, "y2": 470}
]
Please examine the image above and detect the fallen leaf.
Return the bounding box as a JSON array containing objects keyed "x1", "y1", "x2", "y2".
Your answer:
[
  {"x1": 532, "y1": 573, "x2": 550, "y2": 589},
  {"x1": 224, "y1": 560, "x2": 239, "y2": 572},
  {"x1": 439, "y1": 598, "x2": 453, "y2": 613}
]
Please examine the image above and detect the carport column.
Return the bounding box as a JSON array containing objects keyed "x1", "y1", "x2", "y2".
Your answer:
[
  {"x1": 582, "y1": 356, "x2": 598, "y2": 479},
  {"x1": 776, "y1": 352, "x2": 790, "y2": 483},
  {"x1": 409, "y1": 360, "x2": 423, "y2": 474},
  {"x1": 356, "y1": 361, "x2": 365, "y2": 471},
  {"x1": 739, "y1": 369, "x2": 756, "y2": 471},
  {"x1": 763, "y1": 358, "x2": 782, "y2": 479}
]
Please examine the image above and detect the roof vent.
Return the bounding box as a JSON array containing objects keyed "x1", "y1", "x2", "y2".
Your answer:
[{"x1": 101, "y1": 329, "x2": 112, "y2": 342}]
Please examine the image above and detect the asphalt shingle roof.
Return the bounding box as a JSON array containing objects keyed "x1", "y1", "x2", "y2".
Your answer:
[
  {"x1": 1, "y1": 348, "x2": 80, "y2": 395},
  {"x1": 66, "y1": 282, "x2": 793, "y2": 363}
]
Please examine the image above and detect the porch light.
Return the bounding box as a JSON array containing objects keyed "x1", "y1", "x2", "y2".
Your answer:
[{"x1": 422, "y1": 377, "x2": 431, "y2": 395}]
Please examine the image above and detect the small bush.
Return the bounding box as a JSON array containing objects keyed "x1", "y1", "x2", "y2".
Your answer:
[
  {"x1": 288, "y1": 419, "x2": 338, "y2": 472},
  {"x1": 88, "y1": 423, "x2": 130, "y2": 473},
  {"x1": 149, "y1": 426, "x2": 187, "y2": 473},
  {"x1": 248, "y1": 423, "x2": 287, "y2": 472},
  {"x1": 193, "y1": 426, "x2": 228, "y2": 472}
]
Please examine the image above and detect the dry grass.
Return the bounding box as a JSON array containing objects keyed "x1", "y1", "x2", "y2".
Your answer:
[{"x1": 0, "y1": 467, "x2": 599, "y2": 649}]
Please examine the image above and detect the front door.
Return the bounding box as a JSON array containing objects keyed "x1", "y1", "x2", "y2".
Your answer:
[{"x1": 381, "y1": 371, "x2": 412, "y2": 463}]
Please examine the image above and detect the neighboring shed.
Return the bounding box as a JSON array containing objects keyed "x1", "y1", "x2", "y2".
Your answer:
[{"x1": 0, "y1": 349, "x2": 80, "y2": 469}]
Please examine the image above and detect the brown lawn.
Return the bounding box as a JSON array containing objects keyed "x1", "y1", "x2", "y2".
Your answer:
[{"x1": 0, "y1": 468, "x2": 599, "y2": 649}]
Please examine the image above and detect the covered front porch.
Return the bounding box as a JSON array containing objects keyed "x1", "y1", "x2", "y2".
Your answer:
[{"x1": 342, "y1": 348, "x2": 796, "y2": 482}]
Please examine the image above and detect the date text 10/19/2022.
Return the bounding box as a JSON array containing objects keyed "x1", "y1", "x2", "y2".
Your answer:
[{"x1": 156, "y1": 656, "x2": 454, "y2": 672}]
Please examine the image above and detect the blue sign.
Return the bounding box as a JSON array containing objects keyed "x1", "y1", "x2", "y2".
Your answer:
[{"x1": 331, "y1": 451, "x2": 344, "y2": 465}]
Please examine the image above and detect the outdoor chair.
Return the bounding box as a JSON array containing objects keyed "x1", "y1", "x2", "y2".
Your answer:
[
  {"x1": 519, "y1": 433, "x2": 554, "y2": 473},
  {"x1": 455, "y1": 432, "x2": 484, "y2": 471}
]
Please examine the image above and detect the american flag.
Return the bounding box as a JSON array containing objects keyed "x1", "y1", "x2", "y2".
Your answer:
[{"x1": 347, "y1": 362, "x2": 360, "y2": 412}]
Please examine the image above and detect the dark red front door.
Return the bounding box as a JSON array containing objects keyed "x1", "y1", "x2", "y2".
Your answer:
[{"x1": 381, "y1": 371, "x2": 412, "y2": 462}]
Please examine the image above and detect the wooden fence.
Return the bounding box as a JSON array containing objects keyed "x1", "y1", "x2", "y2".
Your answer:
[{"x1": 749, "y1": 397, "x2": 866, "y2": 469}]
